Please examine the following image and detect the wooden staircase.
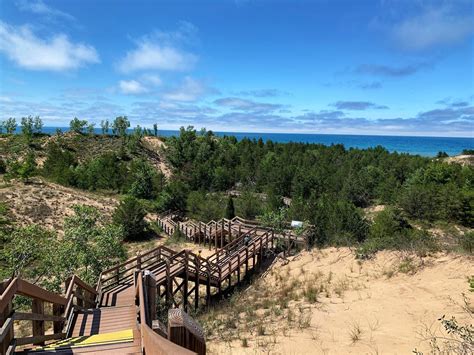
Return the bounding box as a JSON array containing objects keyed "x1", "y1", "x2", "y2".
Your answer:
[{"x1": 1, "y1": 220, "x2": 276, "y2": 354}]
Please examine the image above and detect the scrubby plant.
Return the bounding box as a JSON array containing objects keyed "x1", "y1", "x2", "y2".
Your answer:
[{"x1": 112, "y1": 196, "x2": 147, "y2": 241}]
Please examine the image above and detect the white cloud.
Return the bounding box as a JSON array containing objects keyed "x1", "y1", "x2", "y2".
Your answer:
[
  {"x1": 118, "y1": 41, "x2": 197, "y2": 73},
  {"x1": 118, "y1": 24, "x2": 198, "y2": 73},
  {"x1": 16, "y1": 0, "x2": 75, "y2": 21},
  {"x1": 0, "y1": 21, "x2": 99, "y2": 71},
  {"x1": 119, "y1": 80, "x2": 148, "y2": 95},
  {"x1": 163, "y1": 77, "x2": 213, "y2": 102},
  {"x1": 392, "y1": 6, "x2": 473, "y2": 50},
  {"x1": 142, "y1": 74, "x2": 162, "y2": 86}
]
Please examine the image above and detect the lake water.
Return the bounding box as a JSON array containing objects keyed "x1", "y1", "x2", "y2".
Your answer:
[{"x1": 40, "y1": 127, "x2": 473, "y2": 157}]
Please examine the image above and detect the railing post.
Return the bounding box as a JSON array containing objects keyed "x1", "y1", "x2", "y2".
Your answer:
[
  {"x1": 165, "y1": 260, "x2": 171, "y2": 307},
  {"x1": 32, "y1": 299, "x2": 45, "y2": 345},
  {"x1": 183, "y1": 251, "x2": 189, "y2": 312},
  {"x1": 144, "y1": 271, "x2": 156, "y2": 327},
  {"x1": 195, "y1": 255, "x2": 200, "y2": 311},
  {"x1": 237, "y1": 253, "x2": 241, "y2": 284},
  {"x1": 136, "y1": 251, "x2": 142, "y2": 271},
  {"x1": 221, "y1": 219, "x2": 224, "y2": 247},
  {"x1": 53, "y1": 304, "x2": 63, "y2": 334},
  {"x1": 0, "y1": 280, "x2": 14, "y2": 354}
]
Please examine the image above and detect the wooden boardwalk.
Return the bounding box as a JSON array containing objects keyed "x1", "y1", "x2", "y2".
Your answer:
[{"x1": 1, "y1": 219, "x2": 276, "y2": 354}]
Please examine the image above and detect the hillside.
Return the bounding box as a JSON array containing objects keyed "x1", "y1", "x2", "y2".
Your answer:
[
  {"x1": 0, "y1": 132, "x2": 171, "y2": 177},
  {"x1": 201, "y1": 247, "x2": 473, "y2": 354}
]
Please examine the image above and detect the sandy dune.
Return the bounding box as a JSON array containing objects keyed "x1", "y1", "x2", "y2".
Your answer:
[{"x1": 203, "y1": 248, "x2": 473, "y2": 354}]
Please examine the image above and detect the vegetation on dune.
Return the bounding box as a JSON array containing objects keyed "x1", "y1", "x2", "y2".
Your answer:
[
  {"x1": 0, "y1": 204, "x2": 126, "y2": 290},
  {"x1": 0, "y1": 119, "x2": 472, "y2": 259}
]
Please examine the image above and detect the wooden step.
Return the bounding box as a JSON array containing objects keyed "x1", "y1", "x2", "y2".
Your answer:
[{"x1": 71, "y1": 306, "x2": 136, "y2": 337}]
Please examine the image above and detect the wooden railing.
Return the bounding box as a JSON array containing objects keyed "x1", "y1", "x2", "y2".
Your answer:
[
  {"x1": 135, "y1": 271, "x2": 197, "y2": 355},
  {"x1": 0, "y1": 275, "x2": 97, "y2": 353}
]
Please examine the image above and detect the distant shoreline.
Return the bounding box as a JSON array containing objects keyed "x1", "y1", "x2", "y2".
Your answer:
[{"x1": 12, "y1": 127, "x2": 474, "y2": 157}]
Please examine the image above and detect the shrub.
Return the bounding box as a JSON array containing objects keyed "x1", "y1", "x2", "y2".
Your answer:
[
  {"x1": 112, "y1": 196, "x2": 147, "y2": 241},
  {"x1": 128, "y1": 159, "x2": 160, "y2": 199},
  {"x1": 69, "y1": 117, "x2": 88, "y2": 133},
  {"x1": 42, "y1": 143, "x2": 77, "y2": 185},
  {"x1": 225, "y1": 196, "x2": 236, "y2": 219},
  {"x1": 459, "y1": 231, "x2": 474, "y2": 254},
  {"x1": 358, "y1": 208, "x2": 436, "y2": 257}
]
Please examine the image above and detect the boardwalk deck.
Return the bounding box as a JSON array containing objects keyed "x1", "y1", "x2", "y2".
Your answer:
[{"x1": 1, "y1": 217, "x2": 277, "y2": 355}]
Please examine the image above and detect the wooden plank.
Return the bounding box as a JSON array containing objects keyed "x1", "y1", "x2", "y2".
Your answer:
[
  {"x1": 12, "y1": 312, "x2": 65, "y2": 322},
  {"x1": 0, "y1": 317, "x2": 13, "y2": 343},
  {"x1": 16, "y1": 280, "x2": 67, "y2": 306},
  {"x1": 15, "y1": 333, "x2": 65, "y2": 346}
]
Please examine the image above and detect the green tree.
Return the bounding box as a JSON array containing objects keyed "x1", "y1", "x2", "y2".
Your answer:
[
  {"x1": 6, "y1": 152, "x2": 37, "y2": 183},
  {"x1": 5, "y1": 117, "x2": 17, "y2": 134},
  {"x1": 225, "y1": 196, "x2": 236, "y2": 219},
  {"x1": 87, "y1": 123, "x2": 95, "y2": 136},
  {"x1": 3, "y1": 225, "x2": 57, "y2": 281},
  {"x1": 42, "y1": 143, "x2": 77, "y2": 185},
  {"x1": 112, "y1": 116, "x2": 130, "y2": 137},
  {"x1": 61, "y1": 205, "x2": 126, "y2": 285},
  {"x1": 112, "y1": 196, "x2": 147, "y2": 240},
  {"x1": 128, "y1": 159, "x2": 158, "y2": 199},
  {"x1": 100, "y1": 120, "x2": 110, "y2": 135},
  {"x1": 21, "y1": 116, "x2": 34, "y2": 137},
  {"x1": 69, "y1": 117, "x2": 88, "y2": 133},
  {"x1": 33, "y1": 116, "x2": 43, "y2": 134},
  {"x1": 153, "y1": 123, "x2": 158, "y2": 136}
]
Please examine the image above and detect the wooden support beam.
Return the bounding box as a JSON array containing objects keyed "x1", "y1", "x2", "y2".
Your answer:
[
  {"x1": 183, "y1": 251, "x2": 189, "y2": 311},
  {"x1": 144, "y1": 272, "x2": 157, "y2": 327},
  {"x1": 0, "y1": 281, "x2": 14, "y2": 354},
  {"x1": 237, "y1": 254, "x2": 241, "y2": 284},
  {"x1": 31, "y1": 299, "x2": 45, "y2": 345},
  {"x1": 206, "y1": 272, "x2": 211, "y2": 308},
  {"x1": 245, "y1": 248, "x2": 249, "y2": 276},
  {"x1": 195, "y1": 255, "x2": 200, "y2": 311}
]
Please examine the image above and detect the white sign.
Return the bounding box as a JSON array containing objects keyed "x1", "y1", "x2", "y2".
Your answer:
[{"x1": 291, "y1": 220, "x2": 303, "y2": 228}]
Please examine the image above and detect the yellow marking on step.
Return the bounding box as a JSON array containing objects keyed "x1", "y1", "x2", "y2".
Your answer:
[{"x1": 32, "y1": 329, "x2": 133, "y2": 351}]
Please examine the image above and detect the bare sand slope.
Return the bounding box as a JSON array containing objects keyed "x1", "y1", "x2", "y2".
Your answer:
[
  {"x1": 0, "y1": 179, "x2": 118, "y2": 233},
  {"x1": 204, "y1": 248, "x2": 473, "y2": 355}
]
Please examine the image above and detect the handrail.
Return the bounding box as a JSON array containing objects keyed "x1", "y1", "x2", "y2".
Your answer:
[
  {"x1": 135, "y1": 271, "x2": 196, "y2": 355},
  {"x1": 0, "y1": 279, "x2": 68, "y2": 313}
]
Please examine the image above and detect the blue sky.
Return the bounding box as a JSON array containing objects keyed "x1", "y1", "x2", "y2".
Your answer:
[{"x1": 0, "y1": 0, "x2": 473, "y2": 137}]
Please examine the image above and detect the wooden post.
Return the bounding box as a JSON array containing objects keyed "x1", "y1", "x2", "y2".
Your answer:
[
  {"x1": 237, "y1": 253, "x2": 241, "y2": 284},
  {"x1": 228, "y1": 259, "x2": 232, "y2": 289},
  {"x1": 271, "y1": 230, "x2": 274, "y2": 249},
  {"x1": 221, "y1": 220, "x2": 224, "y2": 247},
  {"x1": 165, "y1": 261, "x2": 171, "y2": 307},
  {"x1": 195, "y1": 255, "x2": 200, "y2": 310},
  {"x1": 252, "y1": 243, "x2": 256, "y2": 269},
  {"x1": 76, "y1": 287, "x2": 84, "y2": 308},
  {"x1": 136, "y1": 251, "x2": 142, "y2": 271},
  {"x1": 218, "y1": 267, "x2": 222, "y2": 298},
  {"x1": 53, "y1": 304, "x2": 63, "y2": 334},
  {"x1": 228, "y1": 220, "x2": 231, "y2": 242},
  {"x1": 245, "y1": 248, "x2": 249, "y2": 275},
  {"x1": 206, "y1": 271, "x2": 211, "y2": 308},
  {"x1": 144, "y1": 272, "x2": 157, "y2": 326},
  {"x1": 0, "y1": 281, "x2": 14, "y2": 354},
  {"x1": 32, "y1": 299, "x2": 45, "y2": 345},
  {"x1": 183, "y1": 251, "x2": 189, "y2": 311}
]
